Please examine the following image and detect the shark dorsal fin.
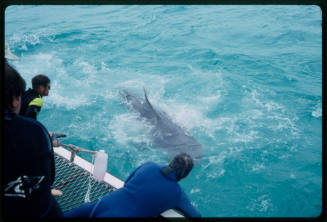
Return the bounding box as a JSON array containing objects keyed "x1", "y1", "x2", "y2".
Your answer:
[{"x1": 143, "y1": 88, "x2": 161, "y2": 120}]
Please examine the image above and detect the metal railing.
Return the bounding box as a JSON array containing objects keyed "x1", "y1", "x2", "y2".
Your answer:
[{"x1": 61, "y1": 144, "x2": 97, "y2": 162}]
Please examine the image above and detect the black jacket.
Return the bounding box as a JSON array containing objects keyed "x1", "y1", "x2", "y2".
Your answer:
[
  {"x1": 3, "y1": 111, "x2": 62, "y2": 218},
  {"x1": 20, "y1": 88, "x2": 43, "y2": 120}
]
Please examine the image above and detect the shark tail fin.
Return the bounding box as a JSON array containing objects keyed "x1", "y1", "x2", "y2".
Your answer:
[{"x1": 143, "y1": 88, "x2": 161, "y2": 120}]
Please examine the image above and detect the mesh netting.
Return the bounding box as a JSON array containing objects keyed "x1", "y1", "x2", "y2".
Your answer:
[{"x1": 52, "y1": 153, "x2": 116, "y2": 212}]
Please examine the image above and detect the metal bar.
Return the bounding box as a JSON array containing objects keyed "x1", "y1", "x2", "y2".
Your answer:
[
  {"x1": 61, "y1": 144, "x2": 97, "y2": 162},
  {"x1": 62, "y1": 144, "x2": 97, "y2": 154}
]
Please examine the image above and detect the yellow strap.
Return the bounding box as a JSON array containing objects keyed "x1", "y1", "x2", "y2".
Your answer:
[{"x1": 28, "y1": 97, "x2": 43, "y2": 107}]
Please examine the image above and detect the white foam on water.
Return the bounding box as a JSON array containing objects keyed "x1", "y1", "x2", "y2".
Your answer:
[
  {"x1": 231, "y1": 130, "x2": 259, "y2": 143},
  {"x1": 266, "y1": 114, "x2": 300, "y2": 136},
  {"x1": 191, "y1": 201, "x2": 199, "y2": 208},
  {"x1": 114, "y1": 72, "x2": 169, "y2": 97},
  {"x1": 202, "y1": 153, "x2": 228, "y2": 169},
  {"x1": 100, "y1": 61, "x2": 111, "y2": 72},
  {"x1": 199, "y1": 90, "x2": 223, "y2": 112},
  {"x1": 190, "y1": 188, "x2": 201, "y2": 194},
  {"x1": 9, "y1": 28, "x2": 56, "y2": 51},
  {"x1": 69, "y1": 60, "x2": 99, "y2": 90},
  {"x1": 108, "y1": 113, "x2": 153, "y2": 146},
  {"x1": 116, "y1": 79, "x2": 146, "y2": 91},
  {"x1": 312, "y1": 102, "x2": 322, "y2": 118},
  {"x1": 247, "y1": 89, "x2": 285, "y2": 113},
  {"x1": 194, "y1": 69, "x2": 226, "y2": 110},
  {"x1": 250, "y1": 109, "x2": 264, "y2": 119},
  {"x1": 201, "y1": 93, "x2": 222, "y2": 104},
  {"x1": 243, "y1": 88, "x2": 300, "y2": 136},
  {"x1": 104, "y1": 89, "x2": 118, "y2": 100},
  {"x1": 246, "y1": 194, "x2": 272, "y2": 213},
  {"x1": 213, "y1": 117, "x2": 235, "y2": 133},
  {"x1": 278, "y1": 154, "x2": 291, "y2": 159},
  {"x1": 160, "y1": 102, "x2": 208, "y2": 132},
  {"x1": 14, "y1": 52, "x2": 62, "y2": 81},
  {"x1": 251, "y1": 163, "x2": 266, "y2": 172},
  {"x1": 200, "y1": 143, "x2": 253, "y2": 179},
  {"x1": 264, "y1": 101, "x2": 284, "y2": 112},
  {"x1": 257, "y1": 197, "x2": 271, "y2": 212},
  {"x1": 77, "y1": 61, "x2": 98, "y2": 75},
  {"x1": 290, "y1": 173, "x2": 296, "y2": 179},
  {"x1": 47, "y1": 92, "x2": 90, "y2": 110},
  {"x1": 206, "y1": 168, "x2": 226, "y2": 179}
]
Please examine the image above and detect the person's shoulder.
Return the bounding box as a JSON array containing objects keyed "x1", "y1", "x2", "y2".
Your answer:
[
  {"x1": 23, "y1": 88, "x2": 34, "y2": 96},
  {"x1": 26, "y1": 88, "x2": 35, "y2": 93},
  {"x1": 23, "y1": 88, "x2": 39, "y2": 100},
  {"x1": 141, "y1": 161, "x2": 160, "y2": 170},
  {"x1": 15, "y1": 114, "x2": 48, "y2": 133},
  {"x1": 143, "y1": 161, "x2": 158, "y2": 166}
]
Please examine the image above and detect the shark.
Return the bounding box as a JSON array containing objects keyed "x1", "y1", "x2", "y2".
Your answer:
[{"x1": 120, "y1": 89, "x2": 203, "y2": 163}]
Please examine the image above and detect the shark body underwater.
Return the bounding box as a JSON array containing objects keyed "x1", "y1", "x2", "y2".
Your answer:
[{"x1": 120, "y1": 89, "x2": 203, "y2": 163}]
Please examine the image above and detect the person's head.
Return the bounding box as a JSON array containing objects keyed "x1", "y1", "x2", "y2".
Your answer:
[
  {"x1": 5, "y1": 63, "x2": 26, "y2": 114},
  {"x1": 32, "y1": 74, "x2": 50, "y2": 96},
  {"x1": 169, "y1": 153, "x2": 194, "y2": 181}
]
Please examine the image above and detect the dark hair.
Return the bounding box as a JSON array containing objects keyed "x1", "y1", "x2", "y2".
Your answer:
[
  {"x1": 169, "y1": 153, "x2": 194, "y2": 181},
  {"x1": 5, "y1": 63, "x2": 26, "y2": 111},
  {"x1": 32, "y1": 74, "x2": 50, "y2": 90}
]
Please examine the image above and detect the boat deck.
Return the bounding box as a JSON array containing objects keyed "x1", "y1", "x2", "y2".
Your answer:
[{"x1": 53, "y1": 151, "x2": 115, "y2": 212}]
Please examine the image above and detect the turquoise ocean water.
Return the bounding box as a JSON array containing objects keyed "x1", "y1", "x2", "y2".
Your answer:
[{"x1": 5, "y1": 5, "x2": 322, "y2": 217}]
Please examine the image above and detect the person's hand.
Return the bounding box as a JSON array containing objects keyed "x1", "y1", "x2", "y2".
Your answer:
[
  {"x1": 49, "y1": 132, "x2": 67, "y2": 147},
  {"x1": 51, "y1": 189, "x2": 63, "y2": 196},
  {"x1": 52, "y1": 138, "x2": 62, "y2": 147},
  {"x1": 52, "y1": 132, "x2": 67, "y2": 139}
]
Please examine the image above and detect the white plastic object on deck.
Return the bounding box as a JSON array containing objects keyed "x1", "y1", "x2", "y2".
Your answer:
[{"x1": 93, "y1": 150, "x2": 108, "y2": 182}]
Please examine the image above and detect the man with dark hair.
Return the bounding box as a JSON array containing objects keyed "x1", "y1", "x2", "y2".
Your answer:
[
  {"x1": 4, "y1": 62, "x2": 63, "y2": 218},
  {"x1": 64, "y1": 152, "x2": 201, "y2": 218},
  {"x1": 19, "y1": 74, "x2": 51, "y2": 120}
]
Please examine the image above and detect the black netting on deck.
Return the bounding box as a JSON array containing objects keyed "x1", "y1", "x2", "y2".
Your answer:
[{"x1": 52, "y1": 153, "x2": 116, "y2": 212}]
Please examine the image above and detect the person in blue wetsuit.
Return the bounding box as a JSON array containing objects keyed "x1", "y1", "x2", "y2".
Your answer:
[
  {"x1": 64, "y1": 153, "x2": 201, "y2": 218},
  {"x1": 3, "y1": 62, "x2": 63, "y2": 218}
]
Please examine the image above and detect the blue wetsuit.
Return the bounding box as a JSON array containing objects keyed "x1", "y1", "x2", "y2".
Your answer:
[
  {"x1": 64, "y1": 162, "x2": 201, "y2": 218},
  {"x1": 3, "y1": 111, "x2": 62, "y2": 218}
]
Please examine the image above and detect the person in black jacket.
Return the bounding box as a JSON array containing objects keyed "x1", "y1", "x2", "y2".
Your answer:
[
  {"x1": 20, "y1": 74, "x2": 51, "y2": 120},
  {"x1": 3, "y1": 62, "x2": 63, "y2": 218}
]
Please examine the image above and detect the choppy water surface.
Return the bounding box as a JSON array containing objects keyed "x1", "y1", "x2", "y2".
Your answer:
[{"x1": 5, "y1": 5, "x2": 322, "y2": 217}]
